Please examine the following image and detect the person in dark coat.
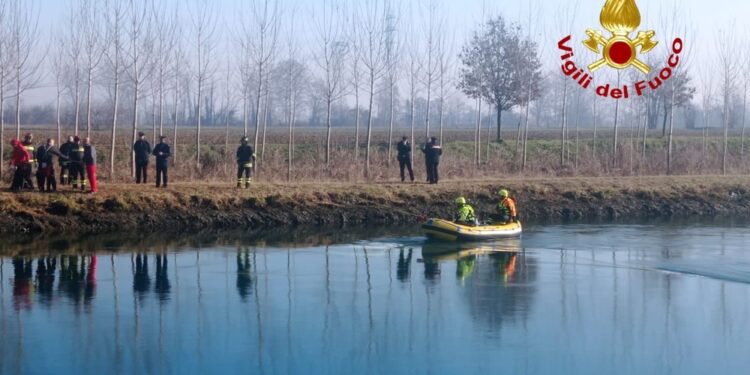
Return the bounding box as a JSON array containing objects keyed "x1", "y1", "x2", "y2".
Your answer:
[
  {"x1": 58, "y1": 136, "x2": 75, "y2": 185},
  {"x1": 236, "y1": 136, "x2": 255, "y2": 188},
  {"x1": 133, "y1": 132, "x2": 151, "y2": 184},
  {"x1": 83, "y1": 137, "x2": 98, "y2": 193},
  {"x1": 421, "y1": 138, "x2": 434, "y2": 183},
  {"x1": 425, "y1": 137, "x2": 442, "y2": 184},
  {"x1": 396, "y1": 136, "x2": 414, "y2": 183},
  {"x1": 35, "y1": 138, "x2": 68, "y2": 192},
  {"x1": 68, "y1": 137, "x2": 86, "y2": 190},
  {"x1": 153, "y1": 136, "x2": 171, "y2": 188}
]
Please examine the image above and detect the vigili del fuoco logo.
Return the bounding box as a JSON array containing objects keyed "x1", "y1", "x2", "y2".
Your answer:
[{"x1": 557, "y1": 0, "x2": 684, "y2": 100}]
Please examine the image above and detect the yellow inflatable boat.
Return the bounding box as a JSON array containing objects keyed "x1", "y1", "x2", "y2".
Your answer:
[{"x1": 422, "y1": 218, "x2": 522, "y2": 242}]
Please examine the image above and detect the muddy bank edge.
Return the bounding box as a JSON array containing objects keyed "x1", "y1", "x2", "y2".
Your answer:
[{"x1": 1, "y1": 176, "x2": 749, "y2": 234}]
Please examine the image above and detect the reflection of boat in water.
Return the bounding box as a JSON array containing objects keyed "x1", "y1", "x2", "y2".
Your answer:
[
  {"x1": 421, "y1": 238, "x2": 522, "y2": 258},
  {"x1": 422, "y1": 218, "x2": 522, "y2": 242},
  {"x1": 421, "y1": 239, "x2": 522, "y2": 283}
]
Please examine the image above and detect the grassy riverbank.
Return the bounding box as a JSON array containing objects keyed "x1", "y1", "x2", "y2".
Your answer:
[{"x1": 1, "y1": 176, "x2": 749, "y2": 234}]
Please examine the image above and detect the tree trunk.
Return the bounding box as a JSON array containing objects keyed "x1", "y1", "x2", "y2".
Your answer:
[
  {"x1": 197, "y1": 78, "x2": 202, "y2": 169},
  {"x1": 132, "y1": 80, "x2": 139, "y2": 179},
  {"x1": 560, "y1": 81, "x2": 568, "y2": 167},
  {"x1": 495, "y1": 104, "x2": 502, "y2": 142},
  {"x1": 110, "y1": 67, "x2": 119, "y2": 178},
  {"x1": 325, "y1": 97, "x2": 332, "y2": 167},
  {"x1": 15, "y1": 63, "x2": 21, "y2": 138},
  {"x1": 260, "y1": 90, "x2": 270, "y2": 164},
  {"x1": 86, "y1": 67, "x2": 93, "y2": 138},
  {"x1": 253, "y1": 67, "x2": 263, "y2": 152},
  {"x1": 592, "y1": 96, "x2": 598, "y2": 159},
  {"x1": 386, "y1": 78, "x2": 394, "y2": 167},
  {"x1": 666, "y1": 81, "x2": 675, "y2": 175},
  {"x1": 364, "y1": 74, "x2": 375, "y2": 177},
  {"x1": 354, "y1": 79, "x2": 360, "y2": 162},
  {"x1": 0, "y1": 79, "x2": 3, "y2": 178},
  {"x1": 741, "y1": 80, "x2": 747, "y2": 157}
]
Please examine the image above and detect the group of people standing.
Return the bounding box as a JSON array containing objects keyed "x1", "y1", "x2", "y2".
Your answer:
[
  {"x1": 9, "y1": 133, "x2": 98, "y2": 193},
  {"x1": 132, "y1": 132, "x2": 172, "y2": 188},
  {"x1": 396, "y1": 136, "x2": 443, "y2": 184}
]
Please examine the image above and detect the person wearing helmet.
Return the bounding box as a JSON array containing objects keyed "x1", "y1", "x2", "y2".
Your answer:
[
  {"x1": 492, "y1": 189, "x2": 518, "y2": 224},
  {"x1": 68, "y1": 136, "x2": 87, "y2": 190},
  {"x1": 153, "y1": 136, "x2": 171, "y2": 188},
  {"x1": 59, "y1": 135, "x2": 75, "y2": 185},
  {"x1": 20, "y1": 133, "x2": 36, "y2": 189},
  {"x1": 236, "y1": 137, "x2": 255, "y2": 188},
  {"x1": 454, "y1": 197, "x2": 477, "y2": 226}
]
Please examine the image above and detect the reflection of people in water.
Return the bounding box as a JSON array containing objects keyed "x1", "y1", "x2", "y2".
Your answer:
[
  {"x1": 12, "y1": 257, "x2": 34, "y2": 310},
  {"x1": 58, "y1": 255, "x2": 97, "y2": 306},
  {"x1": 491, "y1": 253, "x2": 518, "y2": 283},
  {"x1": 133, "y1": 254, "x2": 151, "y2": 299},
  {"x1": 456, "y1": 256, "x2": 477, "y2": 284},
  {"x1": 35, "y1": 257, "x2": 57, "y2": 305},
  {"x1": 236, "y1": 249, "x2": 253, "y2": 301},
  {"x1": 397, "y1": 248, "x2": 412, "y2": 282},
  {"x1": 154, "y1": 254, "x2": 171, "y2": 301},
  {"x1": 424, "y1": 258, "x2": 441, "y2": 281}
]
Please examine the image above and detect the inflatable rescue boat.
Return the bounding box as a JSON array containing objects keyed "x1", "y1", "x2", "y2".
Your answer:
[{"x1": 422, "y1": 218, "x2": 522, "y2": 242}]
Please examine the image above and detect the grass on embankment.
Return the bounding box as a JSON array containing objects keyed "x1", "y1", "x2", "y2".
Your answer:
[{"x1": 0, "y1": 175, "x2": 749, "y2": 234}]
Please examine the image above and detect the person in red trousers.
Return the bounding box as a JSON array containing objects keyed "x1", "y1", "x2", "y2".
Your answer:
[{"x1": 82, "y1": 137, "x2": 98, "y2": 193}]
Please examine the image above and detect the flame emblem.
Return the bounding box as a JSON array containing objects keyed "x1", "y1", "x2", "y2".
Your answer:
[{"x1": 583, "y1": 0, "x2": 657, "y2": 74}]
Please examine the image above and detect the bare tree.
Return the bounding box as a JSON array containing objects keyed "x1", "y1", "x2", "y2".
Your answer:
[
  {"x1": 171, "y1": 40, "x2": 185, "y2": 166},
  {"x1": 356, "y1": 0, "x2": 390, "y2": 176},
  {"x1": 240, "y1": 0, "x2": 280, "y2": 165},
  {"x1": 103, "y1": 0, "x2": 127, "y2": 176},
  {"x1": 64, "y1": 3, "x2": 84, "y2": 136},
  {"x1": 0, "y1": 0, "x2": 11, "y2": 176},
  {"x1": 50, "y1": 40, "x2": 65, "y2": 144},
  {"x1": 153, "y1": 2, "x2": 176, "y2": 138},
  {"x1": 312, "y1": 0, "x2": 349, "y2": 168},
  {"x1": 716, "y1": 25, "x2": 740, "y2": 175},
  {"x1": 436, "y1": 23, "x2": 453, "y2": 142},
  {"x1": 405, "y1": 23, "x2": 421, "y2": 169},
  {"x1": 418, "y1": 0, "x2": 442, "y2": 138},
  {"x1": 384, "y1": 6, "x2": 399, "y2": 167},
  {"x1": 125, "y1": 0, "x2": 154, "y2": 177},
  {"x1": 79, "y1": 0, "x2": 104, "y2": 138},
  {"x1": 187, "y1": 0, "x2": 218, "y2": 168},
  {"x1": 9, "y1": 0, "x2": 42, "y2": 138}
]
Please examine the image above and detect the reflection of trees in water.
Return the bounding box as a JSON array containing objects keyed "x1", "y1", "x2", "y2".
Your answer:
[
  {"x1": 462, "y1": 253, "x2": 538, "y2": 331},
  {"x1": 237, "y1": 248, "x2": 253, "y2": 301}
]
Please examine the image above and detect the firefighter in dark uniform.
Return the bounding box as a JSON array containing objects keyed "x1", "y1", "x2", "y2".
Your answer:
[
  {"x1": 152, "y1": 135, "x2": 171, "y2": 188},
  {"x1": 59, "y1": 135, "x2": 75, "y2": 185},
  {"x1": 236, "y1": 137, "x2": 256, "y2": 188},
  {"x1": 68, "y1": 136, "x2": 87, "y2": 190},
  {"x1": 21, "y1": 133, "x2": 36, "y2": 189}
]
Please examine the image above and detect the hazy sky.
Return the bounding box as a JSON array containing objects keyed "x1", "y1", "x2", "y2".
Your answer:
[{"x1": 27, "y1": 0, "x2": 750, "y2": 104}]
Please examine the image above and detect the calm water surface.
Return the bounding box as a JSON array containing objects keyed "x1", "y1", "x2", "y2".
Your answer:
[{"x1": 1, "y1": 222, "x2": 750, "y2": 375}]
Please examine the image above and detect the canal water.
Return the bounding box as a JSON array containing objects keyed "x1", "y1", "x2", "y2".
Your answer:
[{"x1": 1, "y1": 221, "x2": 750, "y2": 374}]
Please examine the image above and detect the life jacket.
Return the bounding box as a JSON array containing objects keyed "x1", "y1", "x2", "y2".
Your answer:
[
  {"x1": 457, "y1": 204, "x2": 476, "y2": 222},
  {"x1": 22, "y1": 142, "x2": 36, "y2": 164},
  {"x1": 498, "y1": 197, "x2": 517, "y2": 217}
]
